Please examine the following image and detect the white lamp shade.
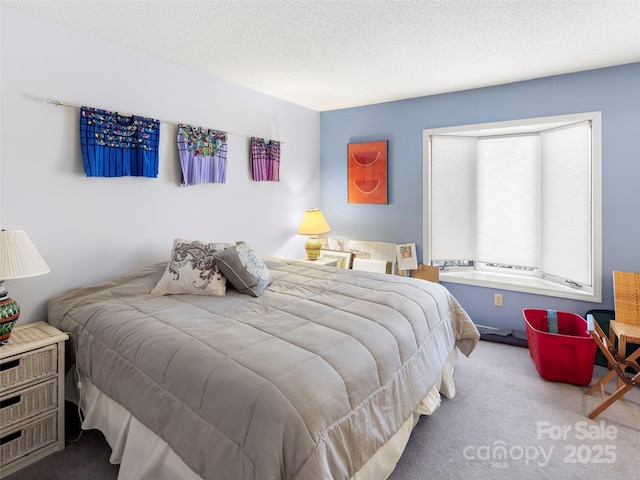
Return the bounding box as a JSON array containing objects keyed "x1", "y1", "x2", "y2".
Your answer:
[
  {"x1": 297, "y1": 209, "x2": 331, "y2": 236},
  {"x1": 0, "y1": 230, "x2": 50, "y2": 280}
]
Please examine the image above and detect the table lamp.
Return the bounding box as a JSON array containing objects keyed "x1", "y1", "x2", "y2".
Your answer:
[
  {"x1": 0, "y1": 230, "x2": 50, "y2": 345},
  {"x1": 297, "y1": 209, "x2": 331, "y2": 260}
]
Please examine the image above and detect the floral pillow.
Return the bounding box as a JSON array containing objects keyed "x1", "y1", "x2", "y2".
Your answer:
[
  {"x1": 151, "y1": 238, "x2": 232, "y2": 296},
  {"x1": 213, "y1": 241, "x2": 273, "y2": 297}
]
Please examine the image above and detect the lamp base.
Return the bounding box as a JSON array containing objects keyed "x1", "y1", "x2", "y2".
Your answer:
[
  {"x1": 0, "y1": 296, "x2": 20, "y2": 346},
  {"x1": 305, "y1": 236, "x2": 322, "y2": 261}
]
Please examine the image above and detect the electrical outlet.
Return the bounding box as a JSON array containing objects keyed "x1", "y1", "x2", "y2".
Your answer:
[{"x1": 494, "y1": 293, "x2": 503, "y2": 307}]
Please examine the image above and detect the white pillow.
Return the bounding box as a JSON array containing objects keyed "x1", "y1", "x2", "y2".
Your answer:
[{"x1": 151, "y1": 238, "x2": 232, "y2": 296}]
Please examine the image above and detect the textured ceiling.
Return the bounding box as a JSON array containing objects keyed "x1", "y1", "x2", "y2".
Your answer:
[{"x1": 3, "y1": 0, "x2": 640, "y2": 111}]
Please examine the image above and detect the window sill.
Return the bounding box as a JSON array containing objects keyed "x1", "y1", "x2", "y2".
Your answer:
[{"x1": 439, "y1": 270, "x2": 601, "y2": 302}]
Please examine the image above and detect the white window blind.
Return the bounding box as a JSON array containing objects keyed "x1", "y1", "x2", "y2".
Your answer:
[
  {"x1": 430, "y1": 136, "x2": 476, "y2": 261},
  {"x1": 540, "y1": 122, "x2": 592, "y2": 285},
  {"x1": 476, "y1": 135, "x2": 539, "y2": 269}
]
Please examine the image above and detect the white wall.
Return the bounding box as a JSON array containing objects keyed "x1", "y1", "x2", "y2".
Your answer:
[{"x1": 0, "y1": 7, "x2": 321, "y2": 324}]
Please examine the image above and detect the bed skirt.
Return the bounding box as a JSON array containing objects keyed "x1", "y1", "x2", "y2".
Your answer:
[{"x1": 68, "y1": 348, "x2": 458, "y2": 480}]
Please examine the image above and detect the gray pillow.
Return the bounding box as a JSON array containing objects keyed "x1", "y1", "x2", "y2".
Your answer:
[{"x1": 214, "y1": 241, "x2": 273, "y2": 296}]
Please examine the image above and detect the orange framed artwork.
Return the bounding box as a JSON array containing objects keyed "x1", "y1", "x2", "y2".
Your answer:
[{"x1": 347, "y1": 140, "x2": 388, "y2": 204}]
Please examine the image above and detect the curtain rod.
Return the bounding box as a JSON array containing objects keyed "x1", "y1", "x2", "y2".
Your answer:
[{"x1": 46, "y1": 99, "x2": 284, "y2": 145}]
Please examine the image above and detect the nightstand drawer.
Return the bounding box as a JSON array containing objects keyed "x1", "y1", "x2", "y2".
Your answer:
[
  {"x1": 0, "y1": 345, "x2": 57, "y2": 393},
  {"x1": 0, "y1": 378, "x2": 58, "y2": 430},
  {"x1": 0, "y1": 411, "x2": 58, "y2": 468}
]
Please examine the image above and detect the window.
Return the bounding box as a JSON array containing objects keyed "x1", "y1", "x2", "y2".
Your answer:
[{"x1": 423, "y1": 112, "x2": 601, "y2": 302}]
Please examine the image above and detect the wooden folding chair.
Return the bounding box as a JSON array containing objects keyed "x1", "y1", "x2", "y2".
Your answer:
[
  {"x1": 586, "y1": 314, "x2": 640, "y2": 419},
  {"x1": 610, "y1": 271, "x2": 640, "y2": 386}
]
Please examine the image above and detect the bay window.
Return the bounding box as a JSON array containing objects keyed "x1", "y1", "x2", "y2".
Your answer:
[{"x1": 423, "y1": 112, "x2": 601, "y2": 301}]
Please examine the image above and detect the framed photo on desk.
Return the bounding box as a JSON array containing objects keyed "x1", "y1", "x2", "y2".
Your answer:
[
  {"x1": 319, "y1": 249, "x2": 352, "y2": 269},
  {"x1": 396, "y1": 243, "x2": 418, "y2": 271}
]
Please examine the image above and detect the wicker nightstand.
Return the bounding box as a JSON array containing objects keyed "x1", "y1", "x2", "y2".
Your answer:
[{"x1": 0, "y1": 322, "x2": 68, "y2": 476}]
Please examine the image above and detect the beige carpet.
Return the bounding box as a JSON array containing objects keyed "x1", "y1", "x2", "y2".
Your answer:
[{"x1": 389, "y1": 340, "x2": 640, "y2": 480}]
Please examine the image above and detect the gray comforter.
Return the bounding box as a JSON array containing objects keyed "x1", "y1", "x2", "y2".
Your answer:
[{"x1": 48, "y1": 258, "x2": 479, "y2": 480}]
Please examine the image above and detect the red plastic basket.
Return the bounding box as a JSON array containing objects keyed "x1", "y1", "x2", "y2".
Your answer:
[{"x1": 523, "y1": 309, "x2": 596, "y2": 386}]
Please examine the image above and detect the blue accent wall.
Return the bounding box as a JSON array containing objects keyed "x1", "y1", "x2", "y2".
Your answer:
[{"x1": 320, "y1": 63, "x2": 640, "y2": 330}]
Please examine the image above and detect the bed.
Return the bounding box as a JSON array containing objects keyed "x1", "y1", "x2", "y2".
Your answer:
[{"x1": 47, "y1": 246, "x2": 479, "y2": 480}]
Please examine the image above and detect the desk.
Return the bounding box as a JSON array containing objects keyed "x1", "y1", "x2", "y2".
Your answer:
[{"x1": 298, "y1": 257, "x2": 339, "y2": 267}]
